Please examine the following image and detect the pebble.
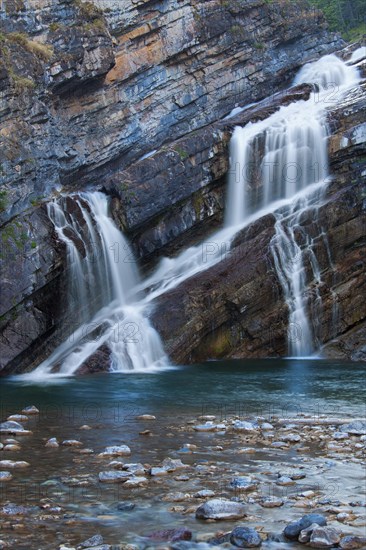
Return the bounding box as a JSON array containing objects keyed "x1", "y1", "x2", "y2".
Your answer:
[
  {"x1": 45, "y1": 437, "x2": 59, "y2": 448},
  {"x1": 116, "y1": 502, "x2": 135, "y2": 512},
  {"x1": 261, "y1": 423, "x2": 274, "y2": 430},
  {"x1": 298, "y1": 523, "x2": 320, "y2": 543},
  {"x1": 77, "y1": 534, "x2": 104, "y2": 548},
  {"x1": 150, "y1": 467, "x2": 169, "y2": 476},
  {"x1": 196, "y1": 498, "x2": 246, "y2": 520},
  {"x1": 340, "y1": 421, "x2": 366, "y2": 435},
  {"x1": 3, "y1": 444, "x2": 21, "y2": 451},
  {"x1": 309, "y1": 526, "x2": 340, "y2": 547},
  {"x1": 233, "y1": 421, "x2": 258, "y2": 432},
  {"x1": 229, "y1": 476, "x2": 259, "y2": 491},
  {"x1": 98, "y1": 445, "x2": 131, "y2": 457},
  {"x1": 98, "y1": 471, "x2": 131, "y2": 483},
  {"x1": 337, "y1": 512, "x2": 350, "y2": 521},
  {"x1": 230, "y1": 526, "x2": 262, "y2": 547},
  {"x1": 276, "y1": 476, "x2": 296, "y2": 486},
  {"x1": 0, "y1": 460, "x2": 30, "y2": 468},
  {"x1": 123, "y1": 463, "x2": 146, "y2": 475},
  {"x1": 123, "y1": 476, "x2": 148, "y2": 487},
  {"x1": 161, "y1": 458, "x2": 188, "y2": 471},
  {"x1": 136, "y1": 415, "x2": 156, "y2": 420},
  {"x1": 194, "y1": 422, "x2": 219, "y2": 432},
  {"x1": 0, "y1": 421, "x2": 32, "y2": 435},
  {"x1": 339, "y1": 535, "x2": 366, "y2": 549},
  {"x1": 194, "y1": 490, "x2": 216, "y2": 498},
  {"x1": 21, "y1": 405, "x2": 39, "y2": 415},
  {"x1": 163, "y1": 492, "x2": 190, "y2": 502},
  {"x1": 260, "y1": 497, "x2": 284, "y2": 508},
  {"x1": 284, "y1": 513, "x2": 327, "y2": 540},
  {"x1": 61, "y1": 440, "x2": 83, "y2": 447},
  {"x1": 148, "y1": 526, "x2": 192, "y2": 542},
  {"x1": 271, "y1": 441, "x2": 289, "y2": 448},
  {"x1": 0, "y1": 471, "x2": 12, "y2": 481},
  {"x1": 282, "y1": 433, "x2": 301, "y2": 443},
  {"x1": 333, "y1": 432, "x2": 349, "y2": 440},
  {"x1": 7, "y1": 415, "x2": 28, "y2": 422}
]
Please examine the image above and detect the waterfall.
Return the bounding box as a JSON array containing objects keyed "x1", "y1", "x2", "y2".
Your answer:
[
  {"x1": 225, "y1": 54, "x2": 360, "y2": 356},
  {"x1": 24, "y1": 192, "x2": 168, "y2": 378}
]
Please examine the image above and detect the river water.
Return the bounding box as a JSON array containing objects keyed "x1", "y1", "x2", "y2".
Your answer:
[{"x1": 1, "y1": 358, "x2": 365, "y2": 548}]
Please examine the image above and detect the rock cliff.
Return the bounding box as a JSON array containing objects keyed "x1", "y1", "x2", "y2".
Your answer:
[{"x1": 1, "y1": 0, "x2": 361, "y2": 374}]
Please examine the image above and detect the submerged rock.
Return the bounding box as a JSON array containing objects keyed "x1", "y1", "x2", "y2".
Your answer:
[
  {"x1": 148, "y1": 527, "x2": 192, "y2": 542},
  {"x1": 99, "y1": 445, "x2": 131, "y2": 457},
  {"x1": 0, "y1": 421, "x2": 32, "y2": 435},
  {"x1": 45, "y1": 437, "x2": 59, "y2": 448},
  {"x1": 77, "y1": 534, "x2": 104, "y2": 548},
  {"x1": 21, "y1": 406, "x2": 39, "y2": 415},
  {"x1": 230, "y1": 526, "x2": 262, "y2": 548},
  {"x1": 98, "y1": 471, "x2": 131, "y2": 483},
  {"x1": 340, "y1": 421, "x2": 366, "y2": 435},
  {"x1": 196, "y1": 498, "x2": 246, "y2": 520},
  {"x1": 0, "y1": 460, "x2": 30, "y2": 468},
  {"x1": 339, "y1": 535, "x2": 366, "y2": 549},
  {"x1": 229, "y1": 476, "x2": 259, "y2": 492}
]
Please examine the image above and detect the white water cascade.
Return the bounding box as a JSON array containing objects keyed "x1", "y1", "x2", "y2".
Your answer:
[
  {"x1": 225, "y1": 53, "x2": 360, "y2": 356},
  {"x1": 23, "y1": 192, "x2": 168, "y2": 378},
  {"x1": 18, "y1": 51, "x2": 361, "y2": 378}
]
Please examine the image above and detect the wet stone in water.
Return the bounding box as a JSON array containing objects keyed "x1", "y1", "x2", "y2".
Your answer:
[{"x1": 230, "y1": 526, "x2": 262, "y2": 547}]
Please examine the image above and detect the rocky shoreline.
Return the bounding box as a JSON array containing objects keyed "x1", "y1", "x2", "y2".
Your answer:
[{"x1": 1, "y1": 404, "x2": 365, "y2": 549}]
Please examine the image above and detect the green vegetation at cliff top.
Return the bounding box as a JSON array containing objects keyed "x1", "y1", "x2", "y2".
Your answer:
[{"x1": 310, "y1": 0, "x2": 365, "y2": 41}]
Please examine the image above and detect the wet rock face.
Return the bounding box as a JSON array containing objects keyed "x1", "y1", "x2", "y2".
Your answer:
[
  {"x1": 0, "y1": 0, "x2": 343, "y2": 374},
  {"x1": 0, "y1": 0, "x2": 341, "y2": 229},
  {"x1": 151, "y1": 81, "x2": 366, "y2": 364}
]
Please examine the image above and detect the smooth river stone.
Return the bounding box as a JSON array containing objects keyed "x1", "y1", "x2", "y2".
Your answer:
[
  {"x1": 230, "y1": 526, "x2": 262, "y2": 547},
  {"x1": 341, "y1": 421, "x2": 366, "y2": 435},
  {"x1": 284, "y1": 514, "x2": 327, "y2": 540},
  {"x1": 21, "y1": 406, "x2": 39, "y2": 414},
  {"x1": 0, "y1": 460, "x2": 30, "y2": 468},
  {"x1": 0, "y1": 471, "x2": 13, "y2": 481},
  {"x1": 339, "y1": 535, "x2": 366, "y2": 549},
  {"x1": 7, "y1": 415, "x2": 28, "y2": 422},
  {"x1": 229, "y1": 476, "x2": 259, "y2": 491},
  {"x1": 309, "y1": 526, "x2": 341, "y2": 548},
  {"x1": 196, "y1": 498, "x2": 246, "y2": 520},
  {"x1": 99, "y1": 445, "x2": 131, "y2": 457},
  {"x1": 0, "y1": 421, "x2": 32, "y2": 435},
  {"x1": 123, "y1": 476, "x2": 148, "y2": 487},
  {"x1": 61, "y1": 440, "x2": 83, "y2": 447},
  {"x1": 98, "y1": 471, "x2": 131, "y2": 483}
]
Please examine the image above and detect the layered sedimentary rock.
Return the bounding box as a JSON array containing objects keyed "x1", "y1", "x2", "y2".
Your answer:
[
  {"x1": 151, "y1": 81, "x2": 366, "y2": 363},
  {"x1": 1, "y1": 0, "x2": 361, "y2": 373}
]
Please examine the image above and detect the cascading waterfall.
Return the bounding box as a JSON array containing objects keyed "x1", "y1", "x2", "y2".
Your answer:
[
  {"x1": 19, "y1": 51, "x2": 361, "y2": 377},
  {"x1": 225, "y1": 53, "x2": 360, "y2": 356},
  {"x1": 24, "y1": 192, "x2": 168, "y2": 378}
]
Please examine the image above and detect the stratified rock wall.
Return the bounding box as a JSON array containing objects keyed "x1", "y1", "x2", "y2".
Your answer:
[
  {"x1": 0, "y1": 0, "x2": 356, "y2": 374},
  {"x1": 151, "y1": 81, "x2": 366, "y2": 363}
]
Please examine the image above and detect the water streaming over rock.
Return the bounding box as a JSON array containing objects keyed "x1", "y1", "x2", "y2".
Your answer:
[
  {"x1": 25, "y1": 192, "x2": 168, "y2": 377},
  {"x1": 225, "y1": 53, "x2": 360, "y2": 356},
  {"x1": 19, "y1": 52, "x2": 361, "y2": 377}
]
